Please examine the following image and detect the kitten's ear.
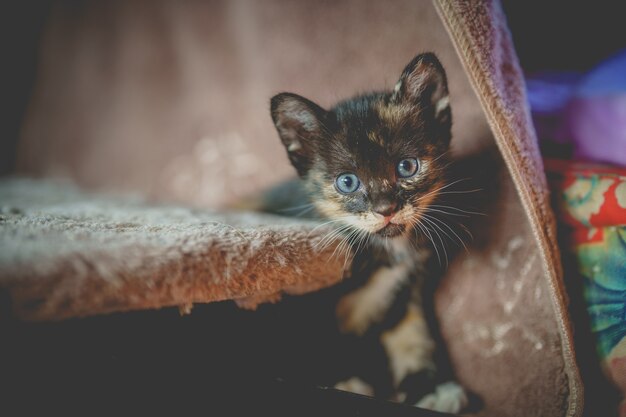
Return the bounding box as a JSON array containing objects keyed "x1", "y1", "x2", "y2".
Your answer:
[
  {"x1": 271, "y1": 92, "x2": 330, "y2": 176},
  {"x1": 392, "y1": 53, "x2": 450, "y2": 126}
]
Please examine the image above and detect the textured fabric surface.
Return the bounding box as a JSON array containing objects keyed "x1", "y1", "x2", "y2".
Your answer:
[
  {"x1": 434, "y1": 1, "x2": 582, "y2": 416},
  {"x1": 10, "y1": 1, "x2": 582, "y2": 416},
  {"x1": 0, "y1": 179, "x2": 350, "y2": 321},
  {"x1": 433, "y1": 1, "x2": 584, "y2": 416}
]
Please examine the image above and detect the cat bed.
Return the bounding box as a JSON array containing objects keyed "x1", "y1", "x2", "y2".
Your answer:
[
  {"x1": 0, "y1": 178, "x2": 350, "y2": 320},
  {"x1": 6, "y1": 1, "x2": 582, "y2": 416}
]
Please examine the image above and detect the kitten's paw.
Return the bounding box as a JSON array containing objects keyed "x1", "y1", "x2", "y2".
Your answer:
[
  {"x1": 334, "y1": 377, "x2": 374, "y2": 397},
  {"x1": 415, "y1": 381, "x2": 468, "y2": 414}
]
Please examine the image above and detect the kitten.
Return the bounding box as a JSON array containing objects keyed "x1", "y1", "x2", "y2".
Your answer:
[{"x1": 269, "y1": 53, "x2": 468, "y2": 413}]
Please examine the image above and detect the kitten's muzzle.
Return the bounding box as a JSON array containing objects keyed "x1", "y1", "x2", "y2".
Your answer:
[{"x1": 376, "y1": 223, "x2": 406, "y2": 238}]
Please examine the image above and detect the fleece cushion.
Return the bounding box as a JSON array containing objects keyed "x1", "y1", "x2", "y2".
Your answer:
[{"x1": 0, "y1": 178, "x2": 350, "y2": 321}]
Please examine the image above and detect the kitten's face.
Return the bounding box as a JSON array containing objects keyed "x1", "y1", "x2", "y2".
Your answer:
[{"x1": 271, "y1": 53, "x2": 452, "y2": 241}]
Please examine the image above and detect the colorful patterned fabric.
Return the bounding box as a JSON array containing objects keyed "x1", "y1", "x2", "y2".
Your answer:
[{"x1": 545, "y1": 158, "x2": 626, "y2": 415}]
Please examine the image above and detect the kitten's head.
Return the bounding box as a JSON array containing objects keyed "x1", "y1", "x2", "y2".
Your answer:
[{"x1": 271, "y1": 53, "x2": 451, "y2": 240}]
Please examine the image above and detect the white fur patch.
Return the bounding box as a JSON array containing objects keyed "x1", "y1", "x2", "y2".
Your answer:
[
  {"x1": 334, "y1": 211, "x2": 384, "y2": 234},
  {"x1": 334, "y1": 377, "x2": 374, "y2": 396},
  {"x1": 339, "y1": 205, "x2": 418, "y2": 238},
  {"x1": 381, "y1": 305, "x2": 435, "y2": 387},
  {"x1": 435, "y1": 95, "x2": 449, "y2": 116},
  {"x1": 287, "y1": 142, "x2": 301, "y2": 152},
  {"x1": 336, "y1": 262, "x2": 411, "y2": 335},
  {"x1": 415, "y1": 381, "x2": 468, "y2": 413}
]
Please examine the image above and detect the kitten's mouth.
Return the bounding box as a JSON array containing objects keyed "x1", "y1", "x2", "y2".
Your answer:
[{"x1": 376, "y1": 223, "x2": 406, "y2": 238}]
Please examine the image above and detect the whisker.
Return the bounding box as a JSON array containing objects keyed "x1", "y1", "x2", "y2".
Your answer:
[
  {"x1": 313, "y1": 224, "x2": 344, "y2": 248},
  {"x1": 343, "y1": 229, "x2": 368, "y2": 270},
  {"x1": 414, "y1": 217, "x2": 441, "y2": 266},
  {"x1": 424, "y1": 207, "x2": 470, "y2": 218},
  {"x1": 277, "y1": 203, "x2": 315, "y2": 213},
  {"x1": 421, "y1": 214, "x2": 454, "y2": 244},
  {"x1": 313, "y1": 222, "x2": 351, "y2": 250},
  {"x1": 428, "y1": 204, "x2": 485, "y2": 216},
  {"x1": 314, "y1": 223, "x2": 353, "y2": 252},
  {"x1": 292, "y1": 206, "x2": 316, "y2": 217},
  {"x1": 432, "y1": 214, "x2": 469, "y2": 250},
  {"x1": 420, "y1": 216, "x2": 449, "y2": 268},
  {"x1": 353, "y1": 229, "x2": 368, "y2": 255},
  {"x1": 415, "y1": 178, "x2": 473, "y2": 203},
  {"x1": 343, "y1": 228, "x2": 362, "y2": 261},
  {"x1": 328, "y1": 232, "x2": 348, "y2": 261},
  {"x1": 309, "y1": 217, "x2": 349, "y2": 236},
  {"x1": 406, "y1": 223, "x2": 427, "y2": 259},
  {"x1": 331, "y1": 227, "x2": 358, "y2": 261},
  {"x1": 422, "y1": 212, "x2": 469, "y2": 253},
  {"x1": 458, "y1": 223, "x2": 474, "y2": 240},
  {"x1": 429, "y1": 150, "x2": 451, "y2": 165},
  {"x1": 434, "y1": 188, "x2": 483, "y2": 196}
]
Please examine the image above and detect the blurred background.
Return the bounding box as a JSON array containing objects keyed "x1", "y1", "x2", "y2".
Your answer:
[
  {"x1": 4, "y1": 0, "x2": 623, "y2": 208},
  {"x1": 0, "y1": 0, "x2": 481, "y2": 209}
]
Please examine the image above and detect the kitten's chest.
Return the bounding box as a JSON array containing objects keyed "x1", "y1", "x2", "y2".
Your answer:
[{"x1": 335, "y1": 238, "x2": 429, "y2": 335}]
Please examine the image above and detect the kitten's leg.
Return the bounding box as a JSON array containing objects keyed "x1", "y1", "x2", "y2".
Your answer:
[
  {"x1": 334, "y1": 262, "x2": 411, "y2": 398},
  {"x1": 380, "y1": 304, "x2": 436, "y2": 398},
  {"x1": 380, "y1": 304, "x2": 468, "y2": 413},
  {"x1": 336, "y1": 263, "x2": 411, "y2": 336}
]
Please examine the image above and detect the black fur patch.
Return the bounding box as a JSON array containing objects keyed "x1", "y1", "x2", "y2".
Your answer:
[{"x1": 266, "y1": 52, "x2": 470, "y2": 407}]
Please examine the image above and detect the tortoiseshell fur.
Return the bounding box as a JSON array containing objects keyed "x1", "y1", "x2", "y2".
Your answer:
[{"x1": 269, "y1": 53, "x2": 468, "y2": 413}]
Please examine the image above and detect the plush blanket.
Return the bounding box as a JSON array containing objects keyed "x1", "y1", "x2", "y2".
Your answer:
[{"x1": 0, "y1": 179, "x2": 350, "y2": 321}]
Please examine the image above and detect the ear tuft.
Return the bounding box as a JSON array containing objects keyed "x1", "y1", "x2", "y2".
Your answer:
[{"x1": 270, "y1": 93, "x2": 329, "y2": 176}]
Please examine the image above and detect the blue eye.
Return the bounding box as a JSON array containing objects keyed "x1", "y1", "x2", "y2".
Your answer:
[
  {"x1": 335, "y1": 173, "x2": 360, "y2": 194},
  {"x1": 397, "y1": 158, "x2": 420, "y2": 178}
]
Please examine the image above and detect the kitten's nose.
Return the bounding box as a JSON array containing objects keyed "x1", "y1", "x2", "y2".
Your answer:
[{"x1": 373, "y1": 201, "x2": 398, "y2": 217}]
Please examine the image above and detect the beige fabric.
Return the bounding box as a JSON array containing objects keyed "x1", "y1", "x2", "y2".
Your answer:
[
  {"x1": 8, "y1": 1, "x2": 582, "y2": 416},
  {"x1": 0, "y1": 178, "x2": 351, "y2": 321},
  {"x1": 17, "y1": 0, "x2": 488, "y2": 207},
  {"x1": 434, "y1": 1, "x2": 582, "y2": 416}
]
